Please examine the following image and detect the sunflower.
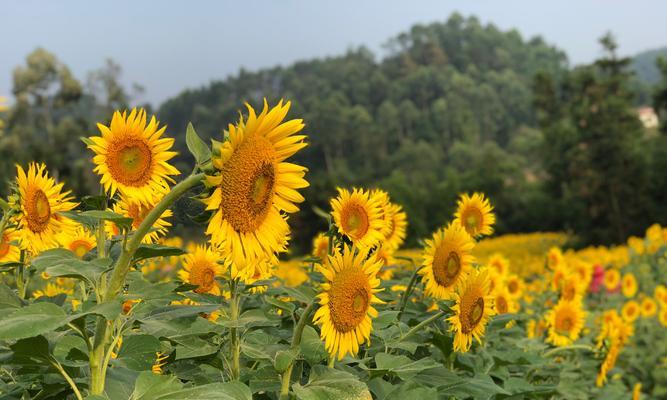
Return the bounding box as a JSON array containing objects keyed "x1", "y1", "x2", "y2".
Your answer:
[
  {"x1": 547, "y1": 247, "x2": 564, "y2": 270},
  {"x1": 313, "y1": 245, "x2": 383, "y2": 360},
  {"x1": 603, "y1": 268, "x2": 620, "y2": 291},
  {"x1": 110, "y1": 196, "x2": 172, "y2": 243},
  {"x1": 546, "y1": 299, "x2": 586, "y2": 347},
  {"x1": 621, "y1": 273, "x2": 638, "y2": 298},
  {"x1": 560, "y1": 275, "x2": 585, "y2": 302},
  {"x1": 448, "y1": 268, "x2": 495, "y2": 352},
  {"x1": 640, "y1": 297, "x2": 657, "y2": 318},
  {"x1": 88, "y1": 108, "x2": 180, "y2": 205},
  {"x1": 505, "y1": 274, "x2": 523, "y2": 299},
  {"x1": 330, "y1": 188, "x2": 385, "y2": 250},
  {"x1": 621, "y1": 300, "x2": 640, "y2": 322},
  {"x1": 312, "y1": 232, "x2": 337, "y2": 265},
  {"x1": 58, "y1": 224, "x2": 96, "y2": 258},
  {"x1": 13, "y1": 163, "x2": 78, "y2": 254},
  {"x1": 373, "y1": 245, "x2": 397, "y2": 279},
  {"x1": 487, "y1": 253, "x2": 509, "y2": 276},
  {"x1": 551, "y1": 264, "x2": 569, "y2": 292},
  {"x1": 493, "y1": 286, "x2": 517, "y2": 314},
  {"x1": 0, "y1": 228, "x2": 20, "y2": 263},
  {"x1": 33, "y1": 283, "x2": 73, "y2": 298},
  {"x1": 659, "y1": 308, "x2": 667, "y2": 327},
  {"x1": 453, "y1": 192, "x2": 495, "y2": 238},
  {"x1": 383, "y1": 203, "x2": 407, "y2": 251},
  {"x1": 274, "y1": 260, "x2": 308, "y2": 288},
  {"x1": 570, "y1": 259, "x2": 592, "y2": 288},
  {"x1": 420, "y1": 223, "x2": 475, "y2": 300},
  {"x1": 656, "y1": 285, "x2": 667, "y2": 305},
  {"x1": 178, "y1": 245, "x2": 226, "y2": 295},
  {"x1": 203, "y1": 100, "x2": 308, "y2": 268}
]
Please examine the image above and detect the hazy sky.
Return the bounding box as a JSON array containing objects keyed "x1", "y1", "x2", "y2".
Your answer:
[{"x1": 2, "y1": 1, "x2": 666, "y2": 105}]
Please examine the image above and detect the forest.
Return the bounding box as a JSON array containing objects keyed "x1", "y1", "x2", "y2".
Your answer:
[{"x1": 2, "y1": 13, "x2": 667, "y2": 252}]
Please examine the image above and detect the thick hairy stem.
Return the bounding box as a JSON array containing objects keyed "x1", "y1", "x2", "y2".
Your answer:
[
  {"x1": 279, "y1": 301, "x2": 316, "y2": 400},
  {"x1": 229, "y1": 280, "x2": 241, "y2": 380},
  {"x1": 88, "y1": 173, "x2": 204, "y2": 395}
]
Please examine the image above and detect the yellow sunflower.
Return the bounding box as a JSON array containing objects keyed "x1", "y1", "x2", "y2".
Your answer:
[
  {"x1": 621, "y1": 273, "x2": 638, "y2": 298},
  {"x1": 88, "y1": 108, "x2": 180, "y2": 205},
  {"x1": 453, "y1": 192, "x2": 495, "y2": 238},
  {"x1": 603, "y1": 268, "x2": 620, "y2": 291},
  {"x1": 655, "y1": 285, "x2": 667, "y2": 305},
  {"x1": 0, "y1": 228, "x2": 20, "y2": 263},
  {"x1": 487, "y1": 253, "x2": 509, "y2": 276},
  {"x1": 178, "y1": 245, "x2": 226, "y2": 295},
  {"x1": 547, "y1": 247, "x2": 564, "y2": 270},
  {"x1": 312, "y1": 232, "x2": 338, "y2": 265},
  {"x1": 640, "y1": 297, "x2": 657, "y2": 318},
  {"x1": 330, "y1": 188, "x2": 385, "y2": 250},
  {"x1": 274, "y1": 260, "x2": 308, "y2": 288},
  {"x1": 110, "y1": 196, "x2": 172, "y2": 243},
  {"x1": 493, "y1": 286, "x2": 518, "y2": 314},
  {"x1": 13, "y1": 163, "x2": 78, "y2": 254},
  {"x1": 448, "y1": 268, "x2": 495, "y2": 352},
  {"x1": 203, "y1": 100, "x2": 308, "y2": 268},
  {"x1": 551, "y1": 264, "x2": 569, "y2": 292},
  {"x1": 659, "y1": 308, "x2": 667, "y2": 327},
  {"x1": 420, "y1": 222, "x2": 475, "y2": 300},
  {"x1": 383, "y1": 203, "x2": 407, "y2": 251},
  {"x1": 313, "y1": 245, "x2": 383, "y2": 360},
  {"x1": 57, "y1": 224, "x2": 96, "y2": 258},
  {"x1": 505, "y1": 274, "x2": 523, "y2": 299},
  {"x1": 560, "y1": 275, "x2": 585, "y2": 302},
  {"x1": 622, "y1": 300, "x2": 640, "y2": 322},
  {"x1": 33, "y1": 283, "x2": 73, "y2": 298},
  {"x1": 546, "y1": 299, "x2": 586, "y2": 347}
]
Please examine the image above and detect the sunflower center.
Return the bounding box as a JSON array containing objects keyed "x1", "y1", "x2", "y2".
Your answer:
[
  {"x1": 108, "y1": 138, "x2": 153, "y2": 187},
  {"x1": 463, "y1": 208, "x2": 483, "y2": 233},
  {"x1": 461, "y1": 296, "x2": 485, "y2": 333},
  {"x1": 341, "y1": 204, "x2": 369, "y2": 239},
  {"x1": 433, "y1": 249, "x2": 461, "y2": 288},
  {"x1": 329, "y1": 268, "x2": 371, "y2": 333},
  {"x1": 0, "y1": 234, "x2": 9, "y2": 258},
  {"x1": 191, "y1": 263, "x2": 216, "y2": 293},
  {"x1": 556, "y1": 315, "x2": 573, "y2": 334},
  {"x1": 495, "y1": 295, "x2": 508, "y2": 314},
  {"x1": 69, "y1": 240, "x2": 93, "y2": 258},
  {"x1": 508, "y1": 280, "x2": 519, "y2": 294},
  {"x1": 26, "y1": 189, "x2": 51, "y2": 233},
  {"x1": 220, "y1": 135, "x2": 277, "y2": 233},
  {"x1": 562, "y1": 283, "x2": 576, "y2": 301}
]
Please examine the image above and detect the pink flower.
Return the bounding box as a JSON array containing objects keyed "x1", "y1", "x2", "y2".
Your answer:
[{"x1": 590, "y1": 264, "x2": 604, "y2": 293}]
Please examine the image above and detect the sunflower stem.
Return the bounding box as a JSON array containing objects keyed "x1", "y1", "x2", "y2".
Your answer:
[
  {"x1": 229, "y1": 279, "x2": 241, "y2": 380},
  {"x1": 49, "y1": 358, "x2": 84, "y2": 400},
  {"x1": 396, "y1": 263, "x2": 423, "y2": 321},
  {"x1": 279, "y1": 300, "x2": 317, "y2": 400},
  {"x1": 88, "y1": 172, "x2": 204, "y2": 395},
  {"x1": 397, "y1": 310, "x2": 445, "y2": 343},
  {"x1": 543, "y1": 344, "x2": 593, "y2": 357}
]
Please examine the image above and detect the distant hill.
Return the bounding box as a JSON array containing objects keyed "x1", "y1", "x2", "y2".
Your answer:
[{"x1": 631, "y1": 46, "x2": 667, "y2": 85}]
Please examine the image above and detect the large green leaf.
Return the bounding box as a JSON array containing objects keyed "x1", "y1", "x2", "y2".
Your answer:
[
  {"x1": 185, "y1": 123, "x2": 212, "y2": 167},
  {"x1": 31, "y1": 248, "x2": 112, "y2": 286},
  {"x1": 0, "y1": 302, "x2": 69, "y2": 340},
  {"x1": 373, "y1": 353, "x2": 441, "y2": 381},
  {"x1": 292, "y1": 366, "x2": 370, "y2": 400},
  {"x1": 130, "y1": 371, "x2": 251, "y2": 400},
  {"x1": 63, "y1": 210, "x2": 133, "y2": 231},
  {"x1": 116, "y1": 334, "x2": 162, "y2": 370},
  {"x1": 133, "y1": 244, "x2": 186, "y2": 263},
  {"x1": 0, "y1": 282, "x2": 23, "y2": 308}
]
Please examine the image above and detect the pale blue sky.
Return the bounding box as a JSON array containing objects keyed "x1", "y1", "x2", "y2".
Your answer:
[{"x1": 2, "y1": 1, "x2": 666, "y2": 105}]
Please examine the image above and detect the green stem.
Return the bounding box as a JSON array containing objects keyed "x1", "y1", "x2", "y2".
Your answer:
[
  {"x1": 543, "y1": 344, "x2": 593, "y2": 357},
  {"x1": 229, "y1": 279, "x2": 241, "y2": 380},
  {"x1": 49, "y1": 358, "x2": 83, "y2": 400},
  {"x1": 396, "y1": 263, "x2": 423, "y2": 321},
  {"x1": 327, "y1": 355, "x2": 335, "y2": 368},
  {"x1": 279, "y1": 301, "x2": 317, "y2": 400},
  {"x1": 397, "y1": 310, "x2": 445, "y2": 343},
  {"x1": 88, "y1": 172, "x2": 204, "y2": 395}
]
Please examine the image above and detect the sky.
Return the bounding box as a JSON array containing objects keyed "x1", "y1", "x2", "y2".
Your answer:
[{"x1": 2, "y1": 1, "x2": 666, "y2": 105}]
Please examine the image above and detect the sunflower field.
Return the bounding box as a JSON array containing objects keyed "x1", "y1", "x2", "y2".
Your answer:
[{"x1": 0, "y1": 100, "x2": 665, "y2": 400}]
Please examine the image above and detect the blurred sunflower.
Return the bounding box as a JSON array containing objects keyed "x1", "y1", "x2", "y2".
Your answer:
[
  {"x1": 453, "y1": 192, "x2": 495, "y2": 238},
  {"x1": 546, "y1": 299, "x2": 585, "y2": 347},
  {"x1": 312, "y1": 232, "x2": 337, "y2": 264},
  {"x1": 88, "y1": 108, "x2": 179, "y2": 204},
  {"x1": 420, "y1": 222, "x2": 475, "y2": 300},
  {"x1": 505, "y1": 274, "x2": 523, "y2": 299},
  {"x1": 659, "y1": 308, "x2": 667, "y2": 327},
  {"x1": 622, "y1": 300, "x2": 640, "y2": 322},
  {"x1": 547, "y1": 247, "x2": 564, "y2": 270},
  {"x1": 0, "y1": 229, "x2": 20, "y2": 263},
  {"x1": 13, "y1": 163, "x2": 78, "y2": 254},
  {"x1": 560, "y1": 275, "x2": 585, "y2": 302},
  {"x1": 603, "y1": 268, "x2": 620, "y2": 291},
  {"x1": 58, "y1": 224, "x2": 96, "y2": 258},
  {"x1": 33, "y1": 283, "x2": 73, "y2": 298},
  {"x1": 448, "y1": 268, "x2": 495, "y2": 352},
  {"x1": 487, "y1": 253, "x2": 509, "y2": 276},
  {"x1": 655, "y1": 285, "x2": 667, "y2": 305},
  {"x1": 178, "y1": 245, "x2": 226, "y2": 295},
  {"x1": 109, "y1": 196, "x2": 172, "y2": 243},
  {"x1": 640, "y1": 297, "x2": 657, "y2": 318},
  {"x1": 621, "y1": 273, "x2": 638, "y2": 298},
  {"x1": 383, "y1": 203, "x2": 407, "y2": 251},
  {"x1": 313, "y1": 245, "x2": 383, "y2": 360},
  {"x1": 492, "y1": 286, "x2": 517, "y2": 314},
  {"x1": 330, "y1": 188, "x2": 385, "y2": 250},
  {"x1": 203, "y1": 100, "x2": 308, "y2": 267}
]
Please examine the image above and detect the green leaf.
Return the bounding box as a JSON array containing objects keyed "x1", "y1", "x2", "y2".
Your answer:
[
  {"x1": 130, "y1": 372, "x2": 182, "y2": 400},
  {"x1": 0, "y1": 302, "x2": 69, "y2": 340},
  {"x1": 186, "y1": 123, "x2": 212, "y2": 167},
  {"x1": 0, "y1": 282, "x2": 23, "y2": 308},
  {"x1": 293, "y1": 366, "x2": 370, "y2": 400},
  {"x1": 264, "y1": 295, "x2": 296, "y2": 314},
  {"x1": 373, "y1": 353, "x2": 441, "y2": 381},
  {"x1": 63, "y1": 210, "x2": 133, "y2": 230},
  {"x1": 274, "y1": 348, "x2": 299, "y2": 373},
  {"x1": 31, "y1": 248, "x2": 112, "y2": 287},
  {"x1": 117, "y1": 334, "x2": 162, "y2": 370},
  {"x1": 133, "y1": 244, "x2": 186, "y2": 263},
  {"x1": 53, "y1": 335, "x2": 89, "y2": 367},
  {"x1": 172, "y1": 335, "x2": 219, "y2": 360},
  {"x1": 299, "y1": 325, "x2": 327, "y2": 365},
  {"x1": 130, "y1": 371, "x2": 251, "y2": 400}
]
